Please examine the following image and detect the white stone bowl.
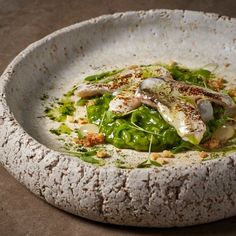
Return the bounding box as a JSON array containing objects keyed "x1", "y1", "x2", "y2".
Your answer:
[{"x1": 1, "y1": 9, "x2": 236, "y2": 227}]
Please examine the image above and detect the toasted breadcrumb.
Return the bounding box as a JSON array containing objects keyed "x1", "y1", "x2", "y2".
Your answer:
[
  {"x1": 150, "y1": 153, "x2": 161, "y2": 160},
  {"x1": 199, "y1": 151, "x2": 209, "y2": 159},
  {"x1": 202, "y1": 138, "x2": 220, "y2": 149},
  {"x1": 155, "y1": 158, "x2": 169, "y2": 165},
  {"x1": 162, "y1": 150, "x2": 174, "y2": 158},
  {"x1": 74, "y1": 133, "x2": 105, "y2": 147},
  {"x1": 228, "y1": 88, "x2": 236, "y2": 97},
  {"x1": 78, "y1": 118, "x2": 88, "y2": 124},
  {"x1": 150, "y1": 150, "x2": 174, "y2": 161},
  {"x1": 96, "y1": 150, "x2": 110, "y2": 158},
  {"x1": 208, "y1": 78, "x2": 225, "y2": 91}
]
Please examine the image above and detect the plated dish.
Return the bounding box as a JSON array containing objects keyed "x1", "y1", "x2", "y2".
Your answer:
[{"x1": 1, "y1": 9, "x2": 236, "y2": 227}]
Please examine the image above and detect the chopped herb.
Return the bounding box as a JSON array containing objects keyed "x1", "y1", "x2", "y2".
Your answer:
[
  {"x1": 137, "y1": 159, "x2": 152, "y2": 168},
  {"x1": 45, "y1": 97, "x2": 75, "y2": 122},
  {"x1": 150, "y1": 159, "x2": 162, "y2": 167},
  {"x1": 137, "y1": 135, "x2": 162, "y2": 168},
  {"x1": 75, "y1": 129, "x2": 84, "y2": 138},
  {"x1": 84, "y1": 69, "x2": 123, "y2": 82},
  {"x1": 115, "y1": 159, "x2": 133, "y2": 169},
  {"x1": 68, "y1": 149, "x2": 105, "y2": 166},
  {"x1": 76, "y1": 98, "x2": 89, "y2": 106},
  {"x1": 50, "y1": 123, "x2": 72, "y2": 136},
  {"x1": 63, "y1": 85, "x2": 77, "y2": 97}
]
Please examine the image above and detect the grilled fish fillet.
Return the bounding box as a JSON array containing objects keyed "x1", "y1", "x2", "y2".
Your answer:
[
  {"x1": 76, "y1": 65, "x2": 172, "y2": 113},
  {"x1": 136, "y1": 77, "x2": 235, "y2": 144}
]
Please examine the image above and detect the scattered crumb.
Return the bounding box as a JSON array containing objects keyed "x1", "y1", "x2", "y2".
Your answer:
[
  {"x1": 74, "y1": 133, "x2": 105, "y2": 147},
  {"x1": 199, "y1": 151, "x2": 209, "y2": 159},
  {"x1": 202, "y1": 138, "x2": 220, "y2": 149},
  {"x1": 208, "y1": 78, "x2": 225, "y2": 91},
  {"x1": 155, "y1": 158, "x2": 169, "y2": 165},
  {"x1": 162, "y1": 150, "x2": 174, "y2": 158},
  {"x1": 150, "y1": 153, "x2": 161, "y2": 160},
  {"x1": 224, "y1": 63, "x2": 231, "y2": 68},
  {"x1": 228, "y1": 88, "x2": 236, "y2": 97},
  {"x1": 150, "y1": 150, "x2": 174, "y2": 161},
  {"x1": 96, "y1": 150, "x2": 110, "y2": 158},
  {"x1": 79, "y1": 118, "x2": 88, "y2": 124}
]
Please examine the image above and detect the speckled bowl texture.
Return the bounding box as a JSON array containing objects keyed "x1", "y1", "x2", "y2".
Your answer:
[{"x1": 1, "y1": 9, "x2": 236, "y2": 227}]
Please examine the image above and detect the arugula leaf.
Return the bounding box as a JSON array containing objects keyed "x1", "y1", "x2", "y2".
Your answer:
[
  {"x1": 80, "y1": 155, "x2": 105, "y2": 166},
  {"x1": 63, "y1": 85, "x2": 77, "y2": 97},
  {"x1": 137, "y1": 160, "x2": 152, "y2": 168},
  {"x1": 115, "y1": 160, "x2": 133, "y2": 169},
  {"x1": 138, "y1": 135, "x2": 162, "y2": 168},
  {"x1": 84, "y1": 69, "x2": 122, "y2": 82},
  {"x1": 150, "y1": 159, "x2": 162, "y2": 167},
  {"x1": 68, "y1": 151, "x2": 105, "y2": 166},
  {"x1": 50, "y1": 123, "x2": 72, "y2": 136},
  {"x1": 76, "y1": 98, "x2": 88, "y2": 106}
]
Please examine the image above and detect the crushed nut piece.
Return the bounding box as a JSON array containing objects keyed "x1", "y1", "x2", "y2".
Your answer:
[
  {"x1": 156, "y1": 158, "x2": 169, "y2": 165},
  {"x1": 74, "y1": 133, "x2": 105, "y2": 147},
  {"x1": 199, "y1": 151, "x2": 209, "y2": 159},
  {"x1": 162, "y1": 150, "x2": 174, "y2": 158},
  {"x1": 202, "y1": 138, "x2": 220, "y2": 149},
  {"x1": 150, "y1": 153, "x2": 161, "y2": 160},
  {"x1": 96, "y1": 150, "x2": 110, "y2": 158},
  {"x1": 228, "y1": 88, "x2": 236, "y2": 97},
  {"x1": 208, "y1": 78, "x2": 225, "y2": 91},
  {"x1": 150, "y1": 151, "x2": 174, "y2": 161}
]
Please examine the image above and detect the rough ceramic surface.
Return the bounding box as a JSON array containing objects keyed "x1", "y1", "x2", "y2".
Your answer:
[{"x1": 1, "y1": 9, "x2": 236, "y2": 227}]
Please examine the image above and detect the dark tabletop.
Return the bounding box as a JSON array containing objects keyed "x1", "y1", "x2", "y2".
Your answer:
[{"x1": 1, "y1": 1, "x2": 236, "y2": 235}]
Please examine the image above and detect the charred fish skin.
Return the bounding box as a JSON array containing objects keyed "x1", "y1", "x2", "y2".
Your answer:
[
  {"x1": 76, "y1": 83, "x2": 110, "y2": 98},
  {"x1": 109, "y1": 95, "x2": 141, "y2": 114},
  {"x1": 108, "y1": 66, "x2": 173, "y2": 114},
  {"x1": 137, "y1": 77, "x2": 235, "y2": 109},
  {"x1": 176, "y1": 82, "x2": 235, "y2": 108},
  {"x1": 136, "y1": 78, "x2": 206, "y2": 144},
  {"x1": 77, "y1": 65, "x2": 173, "y2": 114},
  {"x1": 136, "y1": 77, "x2": 235, "y2": 145}
]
